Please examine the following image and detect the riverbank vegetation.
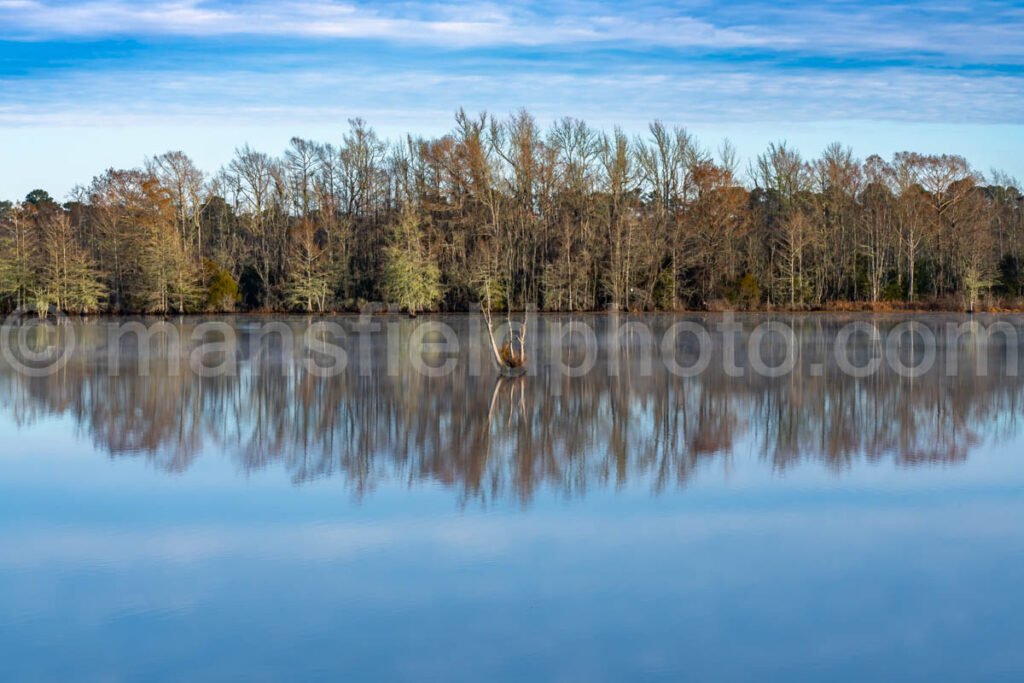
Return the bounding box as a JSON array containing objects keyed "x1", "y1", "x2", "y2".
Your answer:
[{"x1": 1, "y1": 110, "x2": 1022, "y2": 315}]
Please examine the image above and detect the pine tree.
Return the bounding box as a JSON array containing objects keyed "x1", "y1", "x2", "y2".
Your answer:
[
  {"x1": 0, "y1": 203, "x2": 36, "y2": 310},
  {"x1": 382, "y1": 208, "x2": 442, "y2": 315}
]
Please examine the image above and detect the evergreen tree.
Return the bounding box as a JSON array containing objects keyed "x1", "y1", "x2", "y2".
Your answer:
[{"x1": 382, "y1": 208, "x2": 443, "y2": 315}]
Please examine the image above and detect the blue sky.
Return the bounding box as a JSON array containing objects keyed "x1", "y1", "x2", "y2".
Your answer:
[{"x1": 1, "y1": 0, "x2": 1023, "y2": 199}]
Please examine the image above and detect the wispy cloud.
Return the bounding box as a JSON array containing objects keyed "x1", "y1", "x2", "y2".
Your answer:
[
  {"x1": 2, "y1": 62, "x2": 1021, "y2": 128},
  {"x1": 0, "y1": 0, "x2": 771, "y2": 49},
  {"x1": 2, "y1": 0, "x2": 1021, "y2": 61}
]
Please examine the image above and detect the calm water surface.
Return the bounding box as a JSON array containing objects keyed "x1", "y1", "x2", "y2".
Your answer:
[{"x1": 1, "y1": 314, "x2": 1023, "y2": 682}]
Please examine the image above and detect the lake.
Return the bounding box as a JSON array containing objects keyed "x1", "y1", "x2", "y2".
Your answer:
[{"x1": 1, "y1": 313, "x2": 1023, "y2": 682}]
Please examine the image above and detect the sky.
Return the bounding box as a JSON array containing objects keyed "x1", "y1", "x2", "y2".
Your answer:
[{"x1": 1, "y1": 0, "x2": 1023, "y2": 199}]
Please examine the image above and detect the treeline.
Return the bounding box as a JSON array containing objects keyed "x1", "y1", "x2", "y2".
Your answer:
[{"x1": 2, "y1": 110, "x2": 1023, "y2": 315}]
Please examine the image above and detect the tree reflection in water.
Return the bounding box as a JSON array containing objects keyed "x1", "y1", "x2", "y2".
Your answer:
[{"x1": 1, "y1": 314, "x2": 1021, "y2": 504}]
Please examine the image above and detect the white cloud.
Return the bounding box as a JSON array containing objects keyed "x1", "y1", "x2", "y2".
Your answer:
[
  {"x1": 0, "y1": 0, "x2": 768, "y2": 48},
  {"x1": 3, "y1": 0, "x2": 1019, "y2": 60},
  {"x1": 2, "y1": 0, "x2": 1015, "y2": 63},
  {"x1": 2, "y1": 64, "x2": 1021, "y2": 128}
]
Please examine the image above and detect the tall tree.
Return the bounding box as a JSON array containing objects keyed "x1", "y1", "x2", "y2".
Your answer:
[
  {"x1": 382, "y1": 207, "x2": 443, "y2": 315},
  {"x1": 285, "y1": 220, "x2": 332, "y2": 313}
]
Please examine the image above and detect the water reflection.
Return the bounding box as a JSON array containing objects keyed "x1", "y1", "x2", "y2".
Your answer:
[{"x1": 1, "y1": 314, "x2": 1021, "y2": 502}]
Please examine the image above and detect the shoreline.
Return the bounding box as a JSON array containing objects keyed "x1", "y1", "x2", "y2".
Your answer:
[{"x1": 9, "y1": 302, "x2": 1024, "y2": 320}]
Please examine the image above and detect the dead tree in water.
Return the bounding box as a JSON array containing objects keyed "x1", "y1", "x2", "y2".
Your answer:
[{"x1": 481, "y1": 288, "x2": 528, "y2": 377}]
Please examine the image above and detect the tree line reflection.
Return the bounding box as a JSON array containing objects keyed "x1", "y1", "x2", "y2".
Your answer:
[{"x1": 1, "y1": 315, "x2": 1021, "y2": 503}]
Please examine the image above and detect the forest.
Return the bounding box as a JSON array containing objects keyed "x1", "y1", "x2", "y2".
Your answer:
[{"x1": 1, "y1": 109, "x2": 1022, "y2": 315}]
